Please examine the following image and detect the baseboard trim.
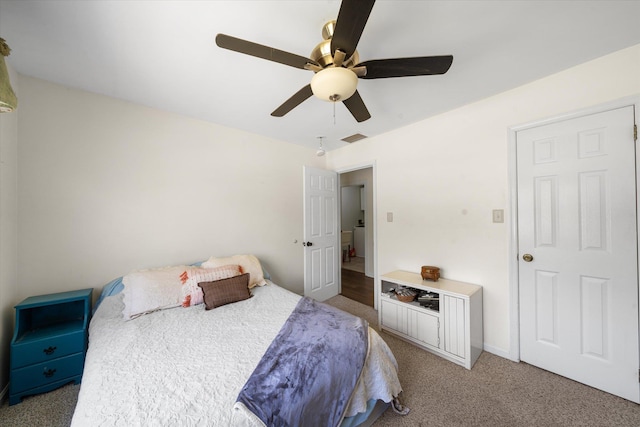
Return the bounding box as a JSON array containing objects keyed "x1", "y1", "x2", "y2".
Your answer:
[{"x1": 483, "y1": 343, "x2": 517, "y2": 361}]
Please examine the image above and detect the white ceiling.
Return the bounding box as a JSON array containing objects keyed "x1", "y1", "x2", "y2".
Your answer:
[{"x1": 1, "y1": 1, "x2": 639, "y2": 151}]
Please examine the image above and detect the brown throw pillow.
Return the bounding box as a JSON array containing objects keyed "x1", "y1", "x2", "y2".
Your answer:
[{"x1": 198, "y1": 273, "x2": 251, "y2": 310}]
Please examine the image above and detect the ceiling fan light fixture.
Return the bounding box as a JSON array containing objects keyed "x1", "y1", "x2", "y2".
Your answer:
[
  {"x1": 217, "y1": 0, "x2": 452, "y2": 123},
  {"x1": 0, "y1": 38, "x2": 18, "y2": 113},
  {"x1": 310, "y1": 67, "x2": 357, "y2": 102},
  {"x1": 316, "y1": 136, "x2": 326, "y2": 156}
]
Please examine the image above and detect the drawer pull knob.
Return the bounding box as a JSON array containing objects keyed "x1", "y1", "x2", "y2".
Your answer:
[
  {"x1": 43, "y1": 346, "x2": 57, "y2": 355},
  {"x1": 43, "y1": 368, "x2": 57, "y2": 378}
]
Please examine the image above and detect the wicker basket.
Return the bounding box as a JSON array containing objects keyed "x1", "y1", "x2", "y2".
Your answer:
[{"x1": 396, "y1": 289, "x2": 417, "y2": 302}]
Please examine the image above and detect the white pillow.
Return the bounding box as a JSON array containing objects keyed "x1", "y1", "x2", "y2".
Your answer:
[
  {"x1": 201, "y1": 254, "x2": 267, "y2": 288},
  {"x1": 122, "y1": 265, "x2": 190, "y2": 320}
]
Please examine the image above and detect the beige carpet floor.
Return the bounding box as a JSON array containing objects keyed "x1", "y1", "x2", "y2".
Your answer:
[
  {"x1": 1, "y1": 295, "x2": 639, "y2": 426},
  {"x1": 325, "y1": 295, "x2": 640, "y2": 427}
]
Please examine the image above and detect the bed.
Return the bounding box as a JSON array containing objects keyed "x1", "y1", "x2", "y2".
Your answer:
[{"x1": 70, "y1": 255, "x2": 405, "y2": 426}]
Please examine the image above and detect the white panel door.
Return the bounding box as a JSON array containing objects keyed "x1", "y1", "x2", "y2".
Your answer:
[
  {"x1": 517, "y1": 106, "x2": 639, "y2": 403},
  {"x1": 303, "y1": 167, "x2": 339, "y2": 301}
]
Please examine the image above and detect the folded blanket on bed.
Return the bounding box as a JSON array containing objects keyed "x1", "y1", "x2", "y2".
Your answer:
[{"x1": 236, "y1": 297, "x2": 369, "y2": 427}]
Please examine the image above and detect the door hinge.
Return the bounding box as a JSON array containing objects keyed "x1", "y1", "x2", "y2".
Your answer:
[{"x1": 634, "y1": 124, "x2": 637, "y2": 141}]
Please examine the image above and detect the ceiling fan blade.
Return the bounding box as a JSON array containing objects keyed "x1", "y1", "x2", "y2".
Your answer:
[
  {"x1": 342, "y1": 91, "x2": 371, "y2": 123},
  {"x1": 356, "y1": 56, "x2": 454, "y2": 79},
  {"x1": 216, "y1": 34, "x2": 318, "y2": 70},
  {"x1": 331, "y1": 0, "x2": 376, "y2": 59},
  {"x1": 271, "y1": 84, "x2": 314, "y2": 117}
]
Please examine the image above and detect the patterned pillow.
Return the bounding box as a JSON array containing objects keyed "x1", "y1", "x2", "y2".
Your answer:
[
  {"x1": 198, "y1": 273, "x2": 252, "y2": 310},
  {"x1": 201, "y1": 254, "x2": 267, "y2": 288},
  {"x1": 180, "y1": 265, "x2": 241, "y2": 307}
]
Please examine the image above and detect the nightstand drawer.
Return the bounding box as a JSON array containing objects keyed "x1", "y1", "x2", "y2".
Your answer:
[
  {"x1": 10, "y1": 353, "x2": 84, "y2": 393},
  {"x1": 11, "y1": 330, "x2": 85, "y2": 369}
]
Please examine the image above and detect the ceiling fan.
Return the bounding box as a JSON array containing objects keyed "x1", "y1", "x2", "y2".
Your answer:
[{"x1": 215, "y1": 0, "x2": 453, "y2": 123}]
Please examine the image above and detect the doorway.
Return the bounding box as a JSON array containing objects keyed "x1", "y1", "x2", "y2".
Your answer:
[
  {"x1": 511, "y1": 101, "x2": 640, "y2": 403},
  {"x1": 339, "y1": 167, "x2": 374, "y2": 307}
]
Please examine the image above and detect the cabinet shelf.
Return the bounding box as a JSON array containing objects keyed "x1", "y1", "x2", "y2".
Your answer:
[
  {"x1": 381, "y1": 293, "x2": 440, "y2": 315},
  {"x1": 13, "y1": 320, "x2": 86, "y2": 344}
]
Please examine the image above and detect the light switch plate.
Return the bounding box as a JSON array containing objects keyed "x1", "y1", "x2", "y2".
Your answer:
[
  {"x1": 387, "y1": 212, "x2": 394, "y2": 222},
  {"x1": 492, "y1": 209, "x2": 504, "y2": 223}
]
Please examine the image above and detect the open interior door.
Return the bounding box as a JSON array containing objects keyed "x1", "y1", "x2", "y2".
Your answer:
[{"x1": 303, "y1": 166, "x2": 339, "y2": 301}]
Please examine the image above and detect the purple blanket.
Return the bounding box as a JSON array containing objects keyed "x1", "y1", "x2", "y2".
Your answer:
[{"x1": 237, "y1": 297, "x2": 369, "y2": 427}]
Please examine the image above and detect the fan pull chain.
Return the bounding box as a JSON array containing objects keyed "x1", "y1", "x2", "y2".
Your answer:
[{"x1": 333, "y1": 101, "x2": 336, "y2": 125}]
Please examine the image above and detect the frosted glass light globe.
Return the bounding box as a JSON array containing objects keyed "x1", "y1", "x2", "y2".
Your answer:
[{"x1": 310, "y1": 67, "x2": 357, "y2": 102}]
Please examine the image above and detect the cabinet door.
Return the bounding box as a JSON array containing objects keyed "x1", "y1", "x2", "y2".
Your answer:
[
  {"x1": 443, "y1": 295, "x2": 466, "y2": 358},
  {"x1": 407, "y1": 308, "x2": 439, "y2": 348},
  {"x1": 380, "y1": 300, "x2": 407, "y2": 334}
]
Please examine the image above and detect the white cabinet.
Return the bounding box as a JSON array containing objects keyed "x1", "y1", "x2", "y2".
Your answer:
[
  {"x1": 408, "y1": 307, "x2": 439, "y2": 348},
  {"x1": 379, "y1": 270, "x2": 483, "y2": 369},
  {"x1": 380, "y1": 299, "x2": 406, "y2": 334},
  {"x1": 380, "y1": 299, "x2": 439, "y2": 348},
  {"x1": 443, "y1": 294, "x2": 466, "y2": 358}
]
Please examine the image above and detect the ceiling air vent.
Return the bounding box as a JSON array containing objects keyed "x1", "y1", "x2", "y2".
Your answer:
[{"x1": 341, "y1": 133, "x2": 368, "y2": 143}]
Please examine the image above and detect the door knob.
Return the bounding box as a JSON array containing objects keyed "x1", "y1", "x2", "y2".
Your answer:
[
  {"x1": 303, "y1": 242, "x2": 313, "y2": 247},
  {"x1": 522, "y1": 254, "x2": 534, "y2": 262}
]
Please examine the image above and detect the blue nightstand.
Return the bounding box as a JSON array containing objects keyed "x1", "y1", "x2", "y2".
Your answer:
[{"x1": 9, "y1": 288, "x2": 92, "y2": 405}]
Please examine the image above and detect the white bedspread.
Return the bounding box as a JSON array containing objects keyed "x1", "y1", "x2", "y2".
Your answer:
[{"x1": 71, "y1": 283, "x2": 402, "y2": 426}]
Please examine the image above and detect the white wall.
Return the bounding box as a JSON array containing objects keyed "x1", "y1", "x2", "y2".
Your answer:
[
  {"x1": 340, "y1": 186, "x2": 362, "y2": 232},
  {"x1": 14, "y1": 75, "x2": 323, "y2": 304},
  {"x1": 327, "y1": 44, "x2": 640, "y2": 357},
  {"x1": 0, "y1": 61, "x2": 19, "y2": 396}
]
